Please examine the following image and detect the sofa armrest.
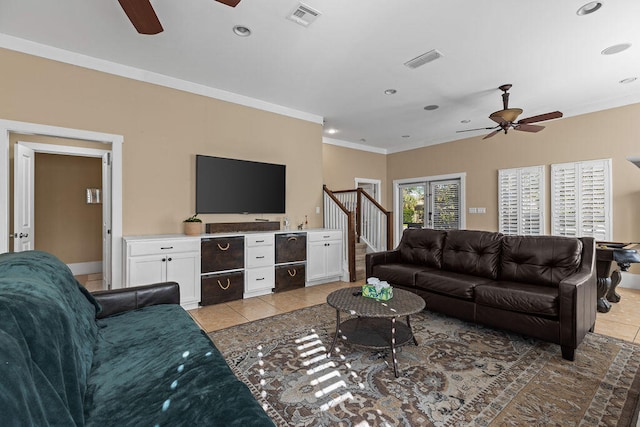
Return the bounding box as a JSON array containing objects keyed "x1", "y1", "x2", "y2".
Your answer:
[
  {"x1": 92, "y1": 282, "x2": 181, "y2": 319},
  {"x1": 366, "y1": 250, "x2": 400, "y2": 278},
  {"x1": 558, "y1": 237, "x2": 597, "y2": 355}
]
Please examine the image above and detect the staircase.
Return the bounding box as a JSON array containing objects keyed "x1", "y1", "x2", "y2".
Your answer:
[
  {"x1": 322, "y1": 185, "x2": 393, "y2": 281},
  {"x1": 354, "y1": 242, "x2": 367, "y2": 281}
]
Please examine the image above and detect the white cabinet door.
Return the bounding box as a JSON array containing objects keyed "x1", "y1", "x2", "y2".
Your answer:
[
  {"x1": 306, "y1": 241, "x2": 326, "y2": 281},
  {"x1": 128, "y1": 254, "x2": 166, "y2": 286},
  {"x1": 166, "y1": 251, "x2": 200, "y2": 305},
  {"x1": 324, "y1": 241, "x2": 343, "y2": 278}
]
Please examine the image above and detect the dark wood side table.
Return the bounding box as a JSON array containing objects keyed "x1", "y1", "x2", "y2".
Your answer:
[{"x1": 326, "y1": 286, "x2": 425, "y2": 378}]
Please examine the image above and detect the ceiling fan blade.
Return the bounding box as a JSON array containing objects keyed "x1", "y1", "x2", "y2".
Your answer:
[
  {"x1": 482, "y1": 130, "x2": 500, "y2": 140},
  {"x1": 118, "y1": 0, "x2": 163, "y2": 34},
  {"x1": 456, "y1": 126, "x2": 499, "y2": 133},
  {"x1": 215, "y1": 0, "x2": 242, "y2": 6},
  {"x1": 518, "y1": 111, "x2": 563, "y2": 124},
  {"x1": 514, "y1": 123, "x2": 545, "y2": 133}
]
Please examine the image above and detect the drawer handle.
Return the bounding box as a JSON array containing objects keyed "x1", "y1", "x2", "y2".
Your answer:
[
  {"x1": 217, "y1": 279, "x2": 231, "y2": 290},
  {"x1": 217, "y1": 243, "x2": 230, "y2": 251},
  {"x1": 256, "y1": 239, "x2": 265, "y2": 243},
  {"x1": 161, "y1": 246, "x2": 174, "y2": 250},
  {"x1": 256, "y1": 277, "x2": 265, "y2": 281},
  {"x1": 288, "y1": 269, "x2": 296, "y2": 277},
  {"x1": 256, "y1": 256, "x2": 265, "y2": 259},
  {"x1": 287, "y1": 236, "x2": 297, "y2": 242},
  {"x1": 323, "y1": 235, "x2": 330, "y2": 238}
]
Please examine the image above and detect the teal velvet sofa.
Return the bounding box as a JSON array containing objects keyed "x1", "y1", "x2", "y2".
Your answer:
[{"x1": 0, "y1": 251, "x2": 274, "y2": 426}]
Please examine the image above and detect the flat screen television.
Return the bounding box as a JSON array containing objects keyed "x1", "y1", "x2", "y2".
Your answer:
[{"x1": 196, "y1": 155, "x2": 286, "y2": 214}]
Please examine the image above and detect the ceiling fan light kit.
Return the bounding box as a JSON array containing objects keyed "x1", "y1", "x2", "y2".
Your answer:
[{"x1": 458, "y1": 84, "x2": 563, "y2": 139}]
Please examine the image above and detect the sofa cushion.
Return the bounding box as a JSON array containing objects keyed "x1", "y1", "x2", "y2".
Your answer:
[
  {"x1": 397, "y1": 228, "x2": 447, "y2": 268},
  {"x1": 500, "y1": 235, "x2": 583, "y2": 287},
  {"x1": 85, "y1": 304, "x2": 274, "y2": 426},
  {"x1": 475, "y1": 281, "x2": 559, "y2": 317},
  {"x1": 0, "y1": 251, "x2": 99, "y2": 427},
  {"x1": 371, "y1": 263, "x2": 434, "y2": 287},
  {"x1": 415, "y1": 270, "x2": 494, "y2": 300},
  {"x1": 442, "y1": 230, "x2": 503, "y2": 279}
]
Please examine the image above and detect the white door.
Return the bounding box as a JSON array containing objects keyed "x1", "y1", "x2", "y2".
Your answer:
[
  {"x1": 102, "y1": 152, "x2": 112, "y2": 289},
  {"x1": 13, "y1": 143, "x2": 35, "y2": 252}
]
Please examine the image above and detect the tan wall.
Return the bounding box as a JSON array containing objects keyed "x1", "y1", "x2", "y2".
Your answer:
[
  {"x1": 34, "y1": 153, "x2": 102, "y2": 264},
  {"x1": 388, "y1": 102, "x2": 640, "y2": 272},
  {"x1": 1, "y1": 48, "x2": 324, "y2": 237},
  {"x1": 322, "y1": 144, "x2": 388, "y2": 206}
]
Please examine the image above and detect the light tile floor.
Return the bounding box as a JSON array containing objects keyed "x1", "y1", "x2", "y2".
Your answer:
[{"x1": 188, "y1": 280, "x2": 640, "y2": 344}]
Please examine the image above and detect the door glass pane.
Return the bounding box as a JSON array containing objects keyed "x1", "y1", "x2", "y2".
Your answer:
[
  {"x1": 400, "y1": 185, "x2": 426, "y2": 229},
  {"x1": 430, "y1": 180, "x2": 460, "y2": 230}
]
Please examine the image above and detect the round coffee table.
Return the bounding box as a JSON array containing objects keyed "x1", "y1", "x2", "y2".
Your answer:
[{"x1": 326, "y1": 286, "x2": 425, "y2": 377}]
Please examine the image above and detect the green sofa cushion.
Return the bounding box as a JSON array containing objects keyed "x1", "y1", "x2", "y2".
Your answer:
[
  {"x1": 0, "y1": 251, "x2": 99, "y2": 426},
  {"x1": 85, "y1": 304, "x2": 274, "y2": 427}
]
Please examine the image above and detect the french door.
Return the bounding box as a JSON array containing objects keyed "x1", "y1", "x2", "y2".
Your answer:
[{"x1": 396, "y1": 176, "x2": 464, "y2": 245}]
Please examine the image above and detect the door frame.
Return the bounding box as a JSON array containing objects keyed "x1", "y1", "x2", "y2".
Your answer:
[
  {"x1": 0, "y1": 119, "x2": 124, "y2": 289},
  {"x1": 354, "y1": 177, "x2": 381, "y2": 202},
  {"x1": 393, "y1": 172, "x2": 466, "y2": 247},
  {"x1": 15, "y1": 141, "x2": 112, "y2": 288}
]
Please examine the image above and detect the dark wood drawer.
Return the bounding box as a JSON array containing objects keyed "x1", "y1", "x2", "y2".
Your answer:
[
  {"x1": 201, "y1": 236, "x2": 244, "y2": 273},
  {"x1": 275, "y1": 233, "x2": 307, "y2": 264},
  {"x1": 275, "y1": 263, "x2": 306, "y2": 293},
  {"x1": 201, "y1": 271, "x2": 244, "y2": 305}
]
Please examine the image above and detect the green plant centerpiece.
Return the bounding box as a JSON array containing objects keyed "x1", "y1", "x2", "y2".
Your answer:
[{"x1": 183, "y1": 214, "x2": 202, "y2": 235}]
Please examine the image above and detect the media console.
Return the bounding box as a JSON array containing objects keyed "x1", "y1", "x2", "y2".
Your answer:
[{"x1": 123, "y1": 229, "x2": 344, "y2": 309}]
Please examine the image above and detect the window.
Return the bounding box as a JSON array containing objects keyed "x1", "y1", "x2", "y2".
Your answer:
[
  {"x1": 498, "y1": 166, "x2": 544, "y2": 235},
  {"x1": 551, "y1": 159, "x2": 612, "y2": 240}
]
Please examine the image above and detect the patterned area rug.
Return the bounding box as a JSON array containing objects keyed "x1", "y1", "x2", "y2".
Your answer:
[{"x1": 209, "y1": 304, "x2": 640, "y2": 426}]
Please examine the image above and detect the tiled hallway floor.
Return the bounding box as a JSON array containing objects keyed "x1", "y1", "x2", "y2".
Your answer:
[{"x1": 188, "y1": 280, "x2": 640, "y2": 344}]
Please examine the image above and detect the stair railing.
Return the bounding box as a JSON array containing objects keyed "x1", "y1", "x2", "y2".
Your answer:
[
  {"x1": 323, "y1": 186, "x2": 356, "y2": 282},
  {"x1": 323, "y1": 185, "x2": 393, "y2": 281}
]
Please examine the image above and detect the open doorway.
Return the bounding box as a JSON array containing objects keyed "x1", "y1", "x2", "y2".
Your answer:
[
  {"x1": 0, "y1": 119, "x2": 123, "y2": 289},
  {"x1": 355, "y1": 178, "x2": 381, "y2": 202},
  {"x1": 12, "y1": 141, "x2": 111, "y2": 290}
]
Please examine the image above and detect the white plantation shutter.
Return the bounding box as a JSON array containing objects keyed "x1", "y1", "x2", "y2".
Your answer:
[
  {"x1": 430, "y1": 180, "x2": 460, "y2": 230},
  {"x1": 498, "y1": 166, "x2": 544, "y2": 235},
  {"x1": 551, "y1": 159, "x2": 611, "y2": 240}
]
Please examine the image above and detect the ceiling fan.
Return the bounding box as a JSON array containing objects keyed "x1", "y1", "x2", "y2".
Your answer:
[
  {"x1": 458, "y1": 84, "x2": 563, "y2": 140},
  {"x1": 117, "y1": 0, "x2": 242, "y2": 35}
]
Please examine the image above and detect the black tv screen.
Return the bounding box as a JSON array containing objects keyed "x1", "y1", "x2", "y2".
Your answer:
[{"x1": 196, "y1": 155, "x2": 286, "y2": 214}]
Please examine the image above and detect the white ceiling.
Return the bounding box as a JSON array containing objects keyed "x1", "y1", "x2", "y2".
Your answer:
[{"x1": 1, "y1": 0, "x2": 639, "y2": 153}]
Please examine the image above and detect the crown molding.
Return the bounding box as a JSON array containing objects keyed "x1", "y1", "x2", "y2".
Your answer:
[{"x1": 0, "y1": 33, "x2": 323, "y2": 125}]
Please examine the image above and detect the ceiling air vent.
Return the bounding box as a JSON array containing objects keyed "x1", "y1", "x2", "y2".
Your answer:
[
  {"x1": 287, "y1": 3, "x2": 321, "y2": 27},
  {"x1": 404, "y1": 49, "x2": 443, "y2": 69}
]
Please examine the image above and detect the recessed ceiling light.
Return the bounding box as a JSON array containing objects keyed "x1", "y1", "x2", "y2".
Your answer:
[
  {"x1": 577, "y1": 2, "x2": 603, "y2": 16},
  {"x1": 326, "y1": 128, "x2": 338, "y2": 134},
  {"x1": 620, "y1": 77, "x2": 638, "y2": 84},
  {"x1": 384, "y1": 89, "x2": 397, "y2": 95},
  {"x1": 601, "y1": 43, "x2": 632, "y2": 55},
  {"x1": 232, "y1": 25, "x2": 252, "y2": 37},
  {"x1": 424, "y1": 105, "x2": 439, "y2": 111},
  {"x1": 461, "y1": 119, "x2": 471, "y2": 123}
]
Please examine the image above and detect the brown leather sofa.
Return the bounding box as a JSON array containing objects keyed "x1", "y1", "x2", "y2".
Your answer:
[{"x1": 366, "y1": 228, "x2": 597, "y2": 360}]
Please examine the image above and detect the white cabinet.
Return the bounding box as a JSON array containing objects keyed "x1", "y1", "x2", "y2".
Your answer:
[
  {"x1": 306, "y1": 230, "x2": 343, "y2": 285},
  {"x1": 124, "y1": 237, "x2": 200, "y2": 310},
  {"x1": 244, "y1": 233, "x2": 275, "y2": 297}
]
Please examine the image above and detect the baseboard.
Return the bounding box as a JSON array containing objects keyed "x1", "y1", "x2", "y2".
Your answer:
[
  {"x1": 67, "y1": 261, "x2": 102, "y2": 276},
  {"x1": 618, "y1": 272, "x2": 640, "y2": 290}
]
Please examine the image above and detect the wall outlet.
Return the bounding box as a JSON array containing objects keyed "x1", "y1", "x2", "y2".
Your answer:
[{"x1": 316, "y1": 206, "x2": 320, "y2": 214}]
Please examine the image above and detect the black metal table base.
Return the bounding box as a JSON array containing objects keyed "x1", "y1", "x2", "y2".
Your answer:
[{"x1": 326, "y1": 311, "x2": 419, "y2": 378}]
